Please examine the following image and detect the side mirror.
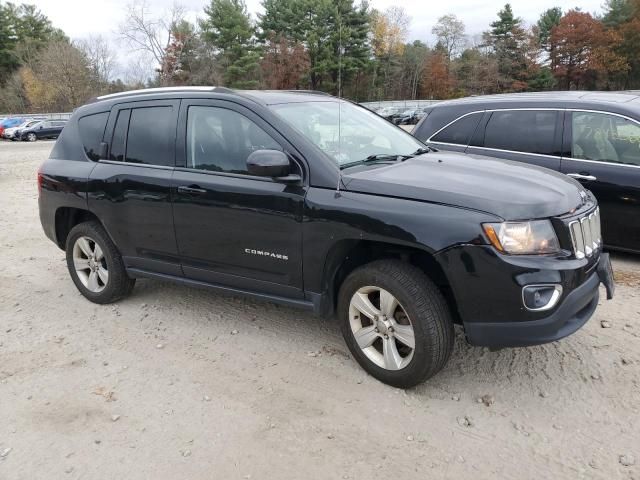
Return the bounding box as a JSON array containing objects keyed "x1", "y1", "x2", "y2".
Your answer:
[{"x1": 247, "y1": 150, "x2": 290, "y2": 178}]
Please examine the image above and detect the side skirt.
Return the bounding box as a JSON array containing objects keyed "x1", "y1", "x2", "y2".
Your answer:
[{"x1": 126, "y1": 267, "x2": 317, "y2": 313}]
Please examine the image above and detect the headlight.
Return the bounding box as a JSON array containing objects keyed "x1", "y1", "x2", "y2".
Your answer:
[{"x1": 482, "y1": 220, "x2": 560, "y2": 255}]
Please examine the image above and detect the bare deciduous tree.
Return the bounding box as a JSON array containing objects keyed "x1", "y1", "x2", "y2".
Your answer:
[
  {"x1": 122, "y1": 54, "x2": 156, "y2": 87},
  {"x1": 432, "y1": 14, "x2": 466, "y2": 61},
  {"x1": 24, "y1": 40, "x2": 94, "y2": 111},
  {"x1": 118, "y1": 0, "x2": 186, "y2": 70},
  {"x1": 78, "y1": 35, "x2": 117, "y2": 88}
]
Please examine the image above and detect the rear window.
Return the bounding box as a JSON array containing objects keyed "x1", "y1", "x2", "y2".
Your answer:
[
  {"x1": 431, "y1": 112, "x2": 483, "y2": 145},
  {"x1": 125, "y1": 106, "x2": 174, "y2": 166},
  {"x1": 483, "y1": 110, "x2": 558, "y2": 155},
  {"x1": 78, "y1": 112, "x2": 108, "y2": 161},
  {"x1": 109, "y1": 109, "x2": 130, "y2": 162}
]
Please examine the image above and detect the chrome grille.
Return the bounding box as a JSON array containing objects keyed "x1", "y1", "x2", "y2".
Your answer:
[{"x1": 569, "y1": 208, "x2": 601, "y2": 259}]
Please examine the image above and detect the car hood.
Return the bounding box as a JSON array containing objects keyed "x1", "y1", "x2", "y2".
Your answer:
[{"x1": 342, "y1": 151, "x2": 585, "y2": 220}]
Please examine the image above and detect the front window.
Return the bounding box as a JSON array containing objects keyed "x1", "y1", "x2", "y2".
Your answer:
[
  {"x1": 270, "y1": 101, "x2": 425, "y2": 167},
  {"x1": 186, "y1": 106, "x2": 281, "y2": 174},
  {"x1": 571, "y1": 112, "x2": 640, "y2": 167}
]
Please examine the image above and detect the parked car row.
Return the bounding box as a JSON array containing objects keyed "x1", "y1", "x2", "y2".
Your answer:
[
  {"x1": 1, "y1": 117, "x2": 67, "y2": 141},
  {"x1": 367, "y1": 106, "x2": 430, "y2": 125}
]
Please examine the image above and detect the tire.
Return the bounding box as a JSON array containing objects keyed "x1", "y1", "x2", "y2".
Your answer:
[
  {"x1": 65, "y1": 221, "x2": 135, "y2": 304},
  {"x1": 337, "y1": 259, "x2": 454, "y2": 388},
  {"x1": 27, "y1": 132, "x2": 37, "y2": 142}
]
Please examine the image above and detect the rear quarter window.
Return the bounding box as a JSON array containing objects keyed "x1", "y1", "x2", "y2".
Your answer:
[
  {"x1": 78, "y1": 112, "x2": 108, "y2": 161},
  {"x1": 430, "y1": 112, "x2": 483, "y2": 146}
]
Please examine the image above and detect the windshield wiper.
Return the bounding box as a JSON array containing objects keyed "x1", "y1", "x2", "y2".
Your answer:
[
  {"x1": 408, "y1": 147, "x2": 436, "y2": 156},
  {"x1": 339, "y1": 147, "x2": 435, "y2": 170},
  {"x1": 340, "y1": 154, "x2": 403, "y2": 170}
]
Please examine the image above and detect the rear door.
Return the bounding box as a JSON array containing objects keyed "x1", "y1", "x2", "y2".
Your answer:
[
  {"x1": 561, "y1": 110, "x2": 640, "y2": 251},
  {"x1": 172, "y1": 99, "x2": 306, "y2": 298},
  {"x1": 50, "y1": 121, "x2": 66, "y2": 137},
  {"x1": 88, "y1": 100, "x2": 182, "y2": 275},
  {"x1": 465, "y1": 109, "x2": 562, "y2": 171}
]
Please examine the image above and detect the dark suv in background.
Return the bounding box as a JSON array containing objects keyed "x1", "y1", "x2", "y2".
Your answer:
[
  {"x1": 38, "y1": 87, "x2": 614, "y2": 387},
  {"x1": 17, "y1": 119, "x2": 67, "y2": 141},
  {"x1": 413, "y1": 92, "x2": 640, "y2": 253}
]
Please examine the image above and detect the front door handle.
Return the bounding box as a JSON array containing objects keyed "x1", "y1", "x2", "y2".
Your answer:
[
  {"x1": 177, "y1": 185, "x2": 207, "y2": 195},
  {"x1": 567, "y1": 173, "x2": 597, "y2": 182}
]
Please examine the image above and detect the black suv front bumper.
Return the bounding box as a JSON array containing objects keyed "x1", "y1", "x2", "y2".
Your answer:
[
  {"x1": 465, "y1": 267, "x2": 600, "y2": 347},
  {"x1": 436, "y1": 247, "x2": 614, "y2": 348}
]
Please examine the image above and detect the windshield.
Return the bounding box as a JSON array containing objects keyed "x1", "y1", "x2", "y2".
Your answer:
[{"x1": 270, "y1": 101, "x2": 425, "y2": 167}]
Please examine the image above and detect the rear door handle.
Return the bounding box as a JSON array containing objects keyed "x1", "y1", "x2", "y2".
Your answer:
[
  {"x1": 567, "y1": 173, "x2": 597, "y2": 182},
  {"x1": 177, "y1": 185, "x2": 207, "y2": 195}
]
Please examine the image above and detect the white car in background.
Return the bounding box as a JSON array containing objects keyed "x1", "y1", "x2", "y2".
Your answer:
[{"x1": 2, "y1": 119, "x2": 41, "y2": 140}]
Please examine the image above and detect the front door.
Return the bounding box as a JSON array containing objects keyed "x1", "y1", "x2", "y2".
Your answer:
[
  {"x1": 172, "y1": 99, "x2": 306, "y2": 298},
  {"x1": 561, "y1": 110, "x2": 640, "y2": 251}
]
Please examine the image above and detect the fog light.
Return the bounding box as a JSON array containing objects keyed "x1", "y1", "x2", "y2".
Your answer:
[{"x1": 522, "y1": 284, "x2": 563, "y2": 311}]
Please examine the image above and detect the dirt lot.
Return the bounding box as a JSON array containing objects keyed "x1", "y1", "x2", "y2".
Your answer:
[{"x1": 1, "y1": 141, "x2": 639, "y2": 480}]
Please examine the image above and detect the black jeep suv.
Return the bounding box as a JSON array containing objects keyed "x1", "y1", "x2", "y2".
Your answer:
[{"x1": 38, "y1": 87, "x2": 615, "y2": 387}]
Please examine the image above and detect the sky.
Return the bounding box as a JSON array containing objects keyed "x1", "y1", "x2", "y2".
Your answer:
[
  {"x1": 28, "y1": 0, "x2": 605, "y2": 42},
  {"x1": 26, "y1": 0, "x2": 604, "y2": 77}
]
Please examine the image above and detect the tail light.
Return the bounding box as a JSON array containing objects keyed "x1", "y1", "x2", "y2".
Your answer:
[{"x1": 37, "y1": 166, "x2": 43, "y2": 196}]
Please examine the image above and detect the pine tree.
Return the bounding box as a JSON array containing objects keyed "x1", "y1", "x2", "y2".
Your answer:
[
  {"x1": 483, "y1": 4, "x2": 531, "y2": 91},
  {"x1": 602, "y1": 0, "x2": 634, "y2": 26},
  {"x1": 200, "y1": 0, "x2": 260, "y2": 88},
  {"x1": 259, "y1": 0, "x2": 371, "y2": 93},
  {"x1": 536, "y1": 7, "x2": 562, "y2": 53}
]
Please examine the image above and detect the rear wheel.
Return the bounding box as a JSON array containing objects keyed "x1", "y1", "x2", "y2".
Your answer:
[
  {"x1": 65, "y1": 221, "x2": 135, "y2": 304},
  {"x1": 338, "y1": 260, "x2": 454, "y2": 388}
]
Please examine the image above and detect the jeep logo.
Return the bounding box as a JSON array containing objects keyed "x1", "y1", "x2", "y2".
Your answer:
[{"x1": 244, "y1": 248, "x2": 289, "y2": 261}]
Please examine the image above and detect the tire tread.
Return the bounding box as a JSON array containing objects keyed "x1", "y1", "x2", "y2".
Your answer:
[
  {"x1": 65, "y1": 221, "x2": 135, "y2": 304},
  {"x1": 338, "y1": 259, "x2": 454, "y2": 388}
]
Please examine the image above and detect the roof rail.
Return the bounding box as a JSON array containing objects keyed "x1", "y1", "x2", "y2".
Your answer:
[
  {"x1": 95, "y1": 86, "x2": 218, "y2": 101},
  {"x1": 282, "y1": 90, "x2": 330, "y2": 96}
]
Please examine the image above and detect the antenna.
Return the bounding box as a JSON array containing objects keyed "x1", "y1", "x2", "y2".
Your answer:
[{"x1": 335, "y1": 6, "x2": 343, "y2": 198}]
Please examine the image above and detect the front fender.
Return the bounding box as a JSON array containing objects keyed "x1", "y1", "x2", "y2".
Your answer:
[{"x1": 302, "y1": 188, "x2": 500, "y2": 294}]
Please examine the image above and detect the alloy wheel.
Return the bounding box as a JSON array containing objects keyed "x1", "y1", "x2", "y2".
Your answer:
[
  {"x1": 348, "y1": 286, "x2": 415, "y2": 371},
  {"x1": 72, "y1": 236, "x2": 108, "y2": 293}
]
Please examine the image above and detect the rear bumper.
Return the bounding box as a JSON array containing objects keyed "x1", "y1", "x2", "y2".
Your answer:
[{"x1": 464, "y1": 270, "x2": 599, "y2": 347}]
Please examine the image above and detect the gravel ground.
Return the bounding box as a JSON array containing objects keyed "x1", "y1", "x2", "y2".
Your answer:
[{"x1": 1, "y1": 141, "x2": 639, "y2": 480}]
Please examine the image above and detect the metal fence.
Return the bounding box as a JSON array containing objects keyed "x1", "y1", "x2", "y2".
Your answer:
[
  {"x1": 0, "y1": 112, "x2": 72, "y2": 121},
  {"x1": 360, "y1": 100, "x2": 442, "y2": 111}
]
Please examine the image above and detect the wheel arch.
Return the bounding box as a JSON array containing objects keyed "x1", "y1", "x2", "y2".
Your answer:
[
  {"x1": 54, "y1": 207, "x2": 104, "y2": 249},
  {"x1": 320, "y1": 239, "x2": 461, "y2": 324}
]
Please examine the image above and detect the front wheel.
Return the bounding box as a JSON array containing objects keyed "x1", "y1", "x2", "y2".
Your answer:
[
  {"x1": 337, "y1": 260, "x2": 454, "y2": 388},
  {"x1": 65, "y1": 221, "x2": 135, "y2": 304},
  {"x1": 26, "y1": 132, "x2": 37, "y2": 142}
]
